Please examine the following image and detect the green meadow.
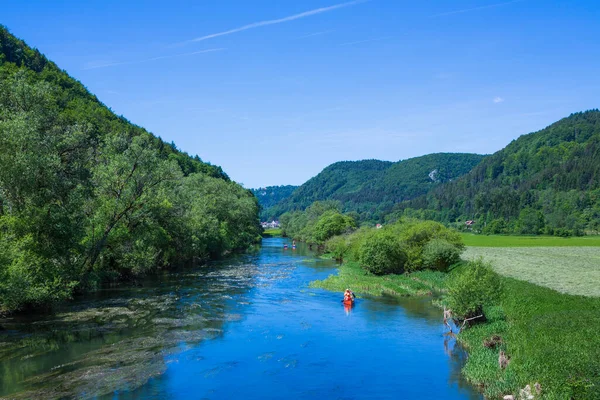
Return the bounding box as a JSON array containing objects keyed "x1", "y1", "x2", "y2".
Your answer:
[
  {"x1": 461, "y1": 233, "x2": 600, "y2": 247},
  {"x1": 463, "y1": 246, "x2": 600, "y2": 297}
]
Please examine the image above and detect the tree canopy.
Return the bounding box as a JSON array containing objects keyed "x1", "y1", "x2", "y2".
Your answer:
[{"x1": 0, "y1": 26, "x2": 261, "y2": 312}]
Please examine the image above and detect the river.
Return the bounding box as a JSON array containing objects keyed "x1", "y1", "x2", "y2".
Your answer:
[{"x1": 0, "y1": 238, "x2": 481, "y2": 399}]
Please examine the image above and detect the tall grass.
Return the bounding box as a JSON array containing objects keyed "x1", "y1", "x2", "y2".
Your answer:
[
  {"x1": 458, "y1": 278, "x2": 600, "y2": 399},
  {"x1": 310, "y1": 261, "x2": 446, "y2": 297}
]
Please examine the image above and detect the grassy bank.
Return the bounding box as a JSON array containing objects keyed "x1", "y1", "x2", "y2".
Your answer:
[
  {"x1": 312, "y1": 260, "x2": 600, "y2": 398},
  {"x1": 461, "y1": 233, "x2": 600, "y2": 247},
  {"x1": 464, "y1": 247, "x2": 600, "y2": 297},
  {"x1": 459, "y1": 278, "x2": 600, "y2": 399},
  {"x1": 262, "y1": 228, "x2": 283, "y2": 237},
  {"x1": 309, "y1": 261, "x2": 446, "y2": 297}
]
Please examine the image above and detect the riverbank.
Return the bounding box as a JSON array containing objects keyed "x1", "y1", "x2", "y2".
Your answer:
[
  {"x1": 262, "y1": 228, "x2": 283, "y2": 237},
  {"x1": 309, "y1": 261, "x2": 446, "y2": 297},
  {"x1": 311, "y1": 259, "x2": 600, "y2": 399}
]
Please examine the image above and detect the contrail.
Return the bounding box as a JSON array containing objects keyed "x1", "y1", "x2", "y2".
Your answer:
[{"x1": 181, "y1": 1, "x2": 366, "y2": 44}]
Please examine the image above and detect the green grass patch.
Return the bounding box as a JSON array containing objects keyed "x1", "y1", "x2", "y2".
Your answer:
[
  {"x1": 458, "y1": 279, "x2": 600, "y2": 399},
  {"x1": 463, "y1": 247, "x2": 600, "y2": 297},
  {"x1": 262, "y1": 228, "x2": 282, "y2": 237},
  {"x1": 309, "y1": 261, "x2": 446, "y2": 297},
  {"x1": 461, "y1": 233, "x2": 600, "y2": 247}
]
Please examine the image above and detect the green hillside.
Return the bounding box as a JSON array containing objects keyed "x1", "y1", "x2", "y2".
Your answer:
[
  {"x1": 250, "y1": 185, "x2": 298, "y2": 220},
  {"x1": 395, "y1": 110, "x2": 600, "y2": 235},
  {"x1": 265, "y1": 154, "x2": 484, "y2": 221},
  {"x1": 0, "y1": 26, "x2": 261, "y2": 312}
]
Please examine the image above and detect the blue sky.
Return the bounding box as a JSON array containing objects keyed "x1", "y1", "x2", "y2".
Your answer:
[{"x1": 3, "y1": 0, "x2": 599, "y2": 188}]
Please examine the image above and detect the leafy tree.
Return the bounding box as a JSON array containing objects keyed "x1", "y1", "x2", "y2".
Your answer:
[
  {"x1": 311, "y1": 211, "x2": 356, "y2": 244},
  {"x1": 359, "y1": 230, "x2": 407, "y2": 275},
  {"x1": 446, "y1": 259, "x2": 503, "y2": 321},
  {"x1": 422, "y1": 239, "x2": 461, "y2": 271}
]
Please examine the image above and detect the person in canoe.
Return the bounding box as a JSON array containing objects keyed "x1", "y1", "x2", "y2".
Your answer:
[{"x1": 343, "y1": 289, "x2": 355, "y2": 304}]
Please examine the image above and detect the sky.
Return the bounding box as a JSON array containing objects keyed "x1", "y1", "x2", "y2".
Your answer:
[{"x1": 2, "y1": 0, "x2": 599, "y2": 188}]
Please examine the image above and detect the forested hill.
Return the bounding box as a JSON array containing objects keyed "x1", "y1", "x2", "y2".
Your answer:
[
  {"x1": 0, "y1": 26, "x2": 261, "y2": 313},
  {"x1": 250, "y1": 185, "x2": 298, "y2": 220},
  {"x1": 264, "y1": 154, "x2": 484, "y2": 221},
  {"x1": 394, "y1": 110, "x2": 600, "y2": 236}
]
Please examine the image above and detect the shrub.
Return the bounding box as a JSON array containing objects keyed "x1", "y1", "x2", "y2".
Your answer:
[
  {"x1": 422, "y1": 239, "x2": 461, "y2": 271},
  {"x1": 344, "y1": 228, "x2": 369, "y2": 260},
  {"x1": 312, "y1": 211, "x2": 356, "y2": 244},
  {"x1": 359, "y1": 230, "x2": 407, "y2": 275},
  {"x1": 446, "y1": 259, "x2": 502, "y2": 321},
  {"x1": 325, "y1": 235, "x2": 349, "y2": 261},
  {"x1": 397, "y1": 220, "x2": 464, "y2": 271}
]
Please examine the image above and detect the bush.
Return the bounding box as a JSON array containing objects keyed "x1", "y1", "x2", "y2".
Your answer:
[
  {"x1": 312, "y1": 211, "x2": 356, "y2": 244},
  {"x1": 359, "y1": 231, "x2": 407, "y2": 275},
  {"x1": 422, "y1": 239, "x2": 461, "y2": 271},
  {"x1": 446, "y1": 259, "x2": 502, "y2": 321},
  {"x1": 396, "y1": 220, "x2": 464, "y2": 271},
  {"x1": 325, "y1": 235, "x2": 349, "y2": 261}
]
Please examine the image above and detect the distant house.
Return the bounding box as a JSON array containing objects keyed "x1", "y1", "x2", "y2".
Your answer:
[
  {"x1": 261, "y1": 220, "x2": 280, "y2": 229},
  {"x1": 465, "y1": 220, "x2": 475, "y2": 228},
  {"x1": 376, "y1": 224, "x2": 383, "y2": 229}
]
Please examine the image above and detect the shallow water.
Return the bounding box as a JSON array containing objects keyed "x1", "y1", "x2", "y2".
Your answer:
[{"x1": 0, "y1": 238, "x2": 481, "y2": 399}]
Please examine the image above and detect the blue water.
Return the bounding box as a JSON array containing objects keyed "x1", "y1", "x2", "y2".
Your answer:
[{"x1": 0, "y1": 238, "x2": 480, "y2": 399}]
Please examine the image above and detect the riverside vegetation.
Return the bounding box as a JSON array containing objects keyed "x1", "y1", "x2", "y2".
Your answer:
[
  {"x1": 0, "y1": 27, "x2": 262, "y2": 313},
  {"x1": 281, "y1": 204, "x2": 600, "y2": 399}
]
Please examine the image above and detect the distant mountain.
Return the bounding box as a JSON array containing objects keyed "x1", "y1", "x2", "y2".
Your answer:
[
  {"x1": 251, "y1": 185, "x2": 298, "y2": 220},
  {"x1": 264, "y1": 154, "x2": 485, "y2": 221},
  {"x1": 395, "y1": 110, "x2": 600, "y2": 235}
]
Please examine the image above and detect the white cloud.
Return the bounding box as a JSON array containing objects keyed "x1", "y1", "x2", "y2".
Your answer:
[
  {"x1": 493, "y1": 97, "x2": 505, "y2": 103},
  {"x1": 180, "y1": 1, "x2": 366, "y2": 44}
]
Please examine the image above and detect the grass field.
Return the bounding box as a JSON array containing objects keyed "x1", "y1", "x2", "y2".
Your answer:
[
  {"x1": 463, "y1": 246, "x2": 600, "y2": 297},
  {"x1": 461, "y1": 233, "x2": 600, "y2": 247}
]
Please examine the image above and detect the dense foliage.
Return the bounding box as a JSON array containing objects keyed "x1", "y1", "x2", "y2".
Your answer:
[
  {"x1": 0, "y1": 26, "x2": 261, "y2": 312},
  {"x1": 316, "y1": 215, "x2": 465, "y2": 274},
  {"x1": 446, "y1": 259, "x2": 503, "y2": 320},
  {"x1": 393, "y1": 110, "x2": 600, "y2": 236},
  {"x1": 250, "y1": 185, "x2": 298, "y2": 221},
  {"x1": 265, "y1": 154, "x2": 484, "y2": 222},
  {"x1": 358, "y1": 230, "x2": 407, "y2": 275},
  {"x1": 279, "y1": 201, "x2": 356, "y2": 245}
]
